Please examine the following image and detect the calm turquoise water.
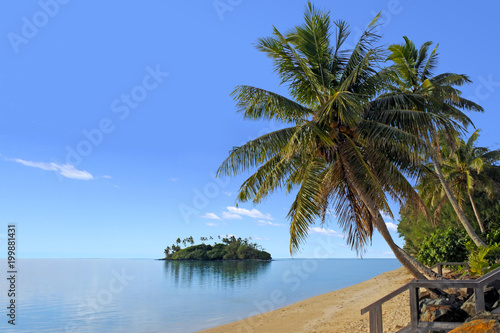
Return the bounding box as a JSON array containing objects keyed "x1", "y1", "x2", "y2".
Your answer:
[{"x1": 0, "y1": 258, "x2": 400, "y2": 332}]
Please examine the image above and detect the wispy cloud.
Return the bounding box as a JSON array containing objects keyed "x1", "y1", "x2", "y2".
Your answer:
[
  {"x1": 222, "y1": 211, "x2": 243, "y2": 219},
  {"x1": 257, "y1": 220, "x2": 285, "y2": 227},
  {"x1": 225, "y1": 206, "x2": 273, "y2": 220},
  {"x1": 169, "y1": 177, "x2": 178, "y2": 182},
  {"x1": 386, "y1": 222, "x2": 398, "y2": 232},
  {"x1": 12, "y1": 158, "x2": 93, "y2": 180},
  {"x1": 310, "y1": 227, "x2": 344, "y2": 237},
  {"x1": 252, "y1": 236, "x2": 270, "y2": 241},
  {"x1": 201, "y1": 213, "x2": 221, "y2": 220},
  {"x1": 205, "y1": 222, "x2": 219, "y2": 227}
]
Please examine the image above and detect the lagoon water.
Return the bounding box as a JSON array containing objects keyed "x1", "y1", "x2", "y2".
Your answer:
[{"x1": 0, "y1": 258, "x2": 400, "y2": 332}]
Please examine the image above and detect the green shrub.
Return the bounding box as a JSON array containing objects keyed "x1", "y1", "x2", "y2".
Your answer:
[
  {"x1": 417, "y1": 227, "x2": 468, "y2": 266},
  {"x1": 466, "y1": 243, "x2": 500, "y2": 276}
]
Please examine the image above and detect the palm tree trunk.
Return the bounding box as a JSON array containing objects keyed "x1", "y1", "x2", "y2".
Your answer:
[
  {"x1": 393, "y1": 244, "x2": 440, "y2": 279},
  {"x1": 468, "y1": 190, "x2": 485, "y2": 233},
  {"x1": 353, "y1": 186, "x2": 436, "y2": 279},
  {"x1": 371, "y1": 213, "x2": 441, "y2": 279},
  {"x1": 427, "y1": 137, "x2": 487, "y2": 247},
  {"x1": 371, "y1": 214, "x2": 426, "y2": 279}
]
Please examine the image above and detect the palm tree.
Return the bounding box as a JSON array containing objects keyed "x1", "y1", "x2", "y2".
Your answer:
[
  {"x1": 385, "y1": 37, "x2": 486, "y2": 247},
  {"x1": 420, "y1": 130, "x2": 500, "y2": 233},
  {"x1": 218, "y1": 4, "x2": 443, "y2": 279},
  {"x1": 451, "y1": 131, "x2": 500, "y2": 233}
]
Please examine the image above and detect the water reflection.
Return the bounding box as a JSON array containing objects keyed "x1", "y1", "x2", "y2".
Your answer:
[{"x1": 163, "y1": 260, "x2": 271, "y2": 289}]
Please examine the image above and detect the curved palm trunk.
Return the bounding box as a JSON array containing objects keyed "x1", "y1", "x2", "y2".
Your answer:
[
  {"x1": 393, "y1": 244, "x2": 440, "y2": 279},
  {"x1": 426, "y1": 137, "x2": 487, "y2": 247},
  {"x1": 372, "y1": 214, "x2": 426, "y2": 279},
  {"x1": 429, "y1": 153, "x2": 487, "y2": 247},
  {"x1": 353, "y1": 186, "x2": 436, "y2": 279},
  {"x1": 372, "y1": 213, "x2": 440, "y2": 279},
  {"x1": 468, "y1": 190, "x2": 485, "y2": 233}
]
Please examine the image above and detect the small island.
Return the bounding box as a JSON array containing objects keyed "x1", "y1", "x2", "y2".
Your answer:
[{"x1": 163, "y1": 235, "x2": 272, "y2": 260}]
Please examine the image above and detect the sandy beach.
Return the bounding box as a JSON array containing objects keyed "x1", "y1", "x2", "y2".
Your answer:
[{"x1": 200, "y1": 267, "x2": 413, "y2": 333}]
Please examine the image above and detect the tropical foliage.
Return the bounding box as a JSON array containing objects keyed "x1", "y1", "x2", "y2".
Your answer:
[
  {"x1": 164, "y1": 236, "x2": 272, "y2": 260},
  {"x1": 421, "y1": 130, "x2": 500, "y2": 232},
  {"x1": 216, "y1": 2, "x2": 486, "y2": 279},
  {"x1": 416, "y1": 227, "x2": 468, "y2": 266},
  {"x1": 385, "y1": 36, "x2": 486, "y2": 247},
  {"x1": 217, "y1": 3, "x2": 482, "y2": 278},
  {"x1": 399, "y1": 129, "x2": 500, "y2": 256}
]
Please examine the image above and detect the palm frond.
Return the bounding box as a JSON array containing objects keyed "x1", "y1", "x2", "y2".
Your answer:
[{"x1": 232, "y1": 85, "x2": 313, "y2": 123}]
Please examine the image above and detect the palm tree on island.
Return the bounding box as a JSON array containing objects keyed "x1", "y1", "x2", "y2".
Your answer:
[{"x1": 218, "y1": 3, "x2": 481, "y2": 279}]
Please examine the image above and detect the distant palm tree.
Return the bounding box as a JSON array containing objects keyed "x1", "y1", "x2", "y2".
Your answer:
[
  {"x1": 218, "y1": 3, "x2": 448, "y2": 279},
  {"x1": 419, "y1": 130, "x2": 500, "y2": 233},
  {"x1": 385, "y1": 37, "x2": 486, "y2": 247}
]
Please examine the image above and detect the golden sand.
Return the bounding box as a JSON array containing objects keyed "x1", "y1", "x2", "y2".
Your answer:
[{"x1": 200, "y1": 267, "x2": 412, "y2": 333}]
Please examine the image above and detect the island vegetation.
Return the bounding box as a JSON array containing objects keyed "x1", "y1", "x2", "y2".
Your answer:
[{"x1": 163, "y1": 235, "x2": 272, "y2": 260}]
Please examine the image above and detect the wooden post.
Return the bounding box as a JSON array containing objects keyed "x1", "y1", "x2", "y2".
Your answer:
[
  {"x1": 475, "y1": 286, "x2": 485, "y2": 314},
  {"x1": 369, "y1": 305, "x2": 383, "y2": 333},
  {"x1": 438, "y1": 264, "x2": 443, "y2": 276},
  {"x1": 409, "y1": 285, "x2": 419, "y2": 329}
]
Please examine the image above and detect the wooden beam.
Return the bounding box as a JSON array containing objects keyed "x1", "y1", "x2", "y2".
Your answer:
[
  {"x1": 368, "y1": 304, "x2": 383, "y2": 333},
  {"x1": 409, "y1": 285, "x2": 419, "y2": 328},
  {"x1": 475, "y1": 286, "x2": 485, "y2": 314}
]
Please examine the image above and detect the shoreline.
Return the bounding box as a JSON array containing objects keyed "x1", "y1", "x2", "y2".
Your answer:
[{"x1": 199, "y1": 266, "x2": 413, "y2": 333}]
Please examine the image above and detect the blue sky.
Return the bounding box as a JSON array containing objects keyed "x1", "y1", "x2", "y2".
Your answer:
[{"x1": 0, "y1": 1, "x2": 499, "y2": 259}]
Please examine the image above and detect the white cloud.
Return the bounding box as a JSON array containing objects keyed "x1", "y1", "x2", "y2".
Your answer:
[
  {"x1": 381, "y1": 212, "x2": 393, "y2": 219},
  {"x1": 257, "y1": 220, "x2": 285, "y2": 227},
  {"x1": 222, "y1": 211, "x2": 243, "y2": 219},
  {"x1": 169, "y1": 177, "x2": 178, "y2": 182},
  {"x1": 201, "y1": 213, "x2": 221, "y2": 220},
  {"x1": 205, "y1": 222, "x2": 219, "y2": 227},
  {"x1": 310, "y1": 227, "x2": 344, "y2": 237},
  {"x1": 101, "y1": 175, "x2": 112, "y2": 179},
  {"x1": 12, "y1": 159, "x2": 93, "y2": 180},
  {"x1": 386, "y1": 222, "x2": 398, "y2": 232},
  {"x1": 222, "y1": 191, "x2": 232, "y2": 197},
  {"x1": 226, "y1": 206, "x2": 273, "y2": 220},
  {"x1": 252, "y1": 236, "x2": 270, "y2": 241}
]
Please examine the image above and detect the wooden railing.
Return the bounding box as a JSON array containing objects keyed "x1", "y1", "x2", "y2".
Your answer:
[
  {"x1": 361, "y1": 263, "x2": 500, "y2": 333},
  {"x1": 430, "y1": 262, "x2": 470, "y2": 277}
]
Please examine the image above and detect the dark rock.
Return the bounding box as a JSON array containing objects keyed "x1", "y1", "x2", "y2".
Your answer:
[
  {"x1": 464, "y1": 311, "x2": 500, "y2": 323},
  {"x1": 459, "y1": 286, "x2": 500, "y2": 316},
  {"x1": 419, "y1": 290, "x2": 433, "y2": 300},
  {"x1": 461, "y1": 295, "x2": 476, "y2": 317},
  {"x1": 485, "y1": 286, "x2": 500, "y2": 310},
  {"x1": 451, "y1": 312, "x2": 500, "y2": 332},
  {"x1": 420, "y1": 297, "x2": 468, "y2": 322},
  {"x1": 487, "y1": 279, "x2": 500, "y2": 292},
  {"x1": 449, "y1": 319, "x2": 500, "y2": 332}
]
